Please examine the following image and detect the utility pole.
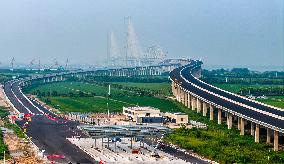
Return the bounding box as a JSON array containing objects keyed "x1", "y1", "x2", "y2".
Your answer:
[
  {"x1": 108, "y1": 84, "x2": 111, "y2": 96},
  {"x1": 107, "y1": 85, "x2": 110, "y2": 121}
]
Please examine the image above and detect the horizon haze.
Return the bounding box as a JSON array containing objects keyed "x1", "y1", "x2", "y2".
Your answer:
[{"x1": 0, "y1": 0, "x2": 283, "y2": 69}]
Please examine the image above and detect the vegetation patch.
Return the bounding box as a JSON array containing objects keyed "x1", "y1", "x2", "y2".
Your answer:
[
  {"x1": 44, "y1": 96, "x2": 129, "y2": 113},
  {"x1": 23, "y1": 79, "x2": 284, "y2": 163},
  {"x1": 213, "y1": 84, "x2": 284, "y2": 108},
  {"x1": 4, "y1": 122, "x2": 26, "y2": 139},
  {"x1": 0, "y1": 107, "x2": 9, "y2": 119},
  {"x1": 0, "y1": 130, "x2": 8, "y2": 160}
]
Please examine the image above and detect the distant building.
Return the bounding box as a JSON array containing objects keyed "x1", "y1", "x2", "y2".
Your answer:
[
  {"x1": 137, "y1": 116, "x2": 165, "y2": 124},
  {"x1": 257, "y1": 95, "x2": 268, "y2": 99},
  {"x1": 247, "y1": 95, "x2": 256, "y2": 100},
  {"x1": 164, "y1": 112, "x2": 188, "y2": 124},
  {"x1": 123, "y1": 106, "x2": 161, "y2": 122}
]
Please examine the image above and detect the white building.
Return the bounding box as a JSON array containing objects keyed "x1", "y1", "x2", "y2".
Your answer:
[
  {"x1": 123, "y1": 106, "x2": 161, "y2": 122},
  {"x1": 164, "y1": 112, "x2": 188, "y2": 124}
]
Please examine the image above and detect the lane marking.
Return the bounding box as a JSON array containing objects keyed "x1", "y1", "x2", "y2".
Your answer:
[
  {"x1": 179, "y1": 65, "x2": 284, "y2": 121},
  {"x1": 10, "y1": 81, "x2": 33, "y2": 114}
]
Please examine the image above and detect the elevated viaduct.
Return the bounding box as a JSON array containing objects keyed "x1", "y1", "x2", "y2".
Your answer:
[{"x1": 170, "y1": 60, "x2": 283, "y2": 151}]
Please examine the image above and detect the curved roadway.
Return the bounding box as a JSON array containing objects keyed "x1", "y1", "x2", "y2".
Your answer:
[
  {"x1": 170, "y1": 60, "x2": 284, "y2": 132},
  {"x1": 4, "y1": 78, "x2": 209, "y2": 163},
  {"x1": 4, "y1": 80, "x2": 97, "y2": 163}
]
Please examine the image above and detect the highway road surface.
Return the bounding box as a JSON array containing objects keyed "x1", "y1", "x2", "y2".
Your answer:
[
  {"x1": 4, "y1": 80, "x2": 97, "y2": 163},
  {"x1": 4, "y1": 79, "x2": 211, "y2": 164},
  {"x1": 170, "y1": 60, "x2": 284, "y2": 131}
]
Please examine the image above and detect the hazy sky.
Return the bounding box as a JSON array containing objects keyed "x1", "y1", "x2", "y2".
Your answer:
[{"x1": 0, "y1": 0, "x2": 283, "y2": 67}]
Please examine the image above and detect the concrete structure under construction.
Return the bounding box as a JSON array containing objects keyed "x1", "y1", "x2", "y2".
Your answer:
[
  {"x1": 123, "y1": 106, "x2": 160, "y2": 122},
  {"x1": 164, "y1": 112, "x2": 188, "y2": 124},
  {"x1": 170, "y1": 60, "x2": 284, "y2": 151}
]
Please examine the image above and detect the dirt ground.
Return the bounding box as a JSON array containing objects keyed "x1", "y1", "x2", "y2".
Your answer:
[
  {"x1": 1, "y1": 122, "x2": 48, "y2": 164},
  {"x1": 0, "y1": 86, "x2": 48, "y2": 164},
  {"x1": 0, "y1": 85, "x2": 9, "y2": 108}
]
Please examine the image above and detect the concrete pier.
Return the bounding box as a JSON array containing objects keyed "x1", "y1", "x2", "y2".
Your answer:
[
  {"x1": 202, "y1": 102, "x2": 207, "y2": 116},
  {"x1": 267, "y1": 128, "x2": 271, "y2": 144},
  {"x1": 209, "y1": 104, "x2": 214, "y2": 121},
  {"x1": 240, "y1": 118, "x2": 244, "y2": 135},
  {"x1": 218, "y1": 108, "x2": 222, "y2": 124},
  {"x1": 251, "y1": 122, "x2": 254, "y2": 136},
  {"x1": 197, "y1": 98, "x2": 201, "y2": 113},
  {"x1": 255, "y1": 124, "x2": 259, "y2": 143},
  {"x1": 227, "y1": 113, "x2": 232, "y2": 129},
  {"x1": 274, "y1": 131, "x2": 279, "y2": 151},
  {"x1": 191, "y1": 96, "x2": 196, "y2": 111},
  {"x1": 170, "y1": 72, "x2": 282, "y2": 152}
]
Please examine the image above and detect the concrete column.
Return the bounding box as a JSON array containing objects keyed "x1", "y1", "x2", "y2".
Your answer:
[
  {"x1": 202, "y1": 102, "x2": 207, "y2": 116},
  {"x1": 255, "y1": 124, "x2": 259, "y2": 142},
  {"x1": 267, "y1": 128, "x2": 271, "y2": 144},
  {"x1": 182, "y1": 90, "x2": 186, "y2": 105},
  {"x1": 181, "y1": 89, "x2": 184, "y2": 105},
  {"x1": 218, "y1": 108, "x2": 222, "y2": 124},
  {"x1": 174, "y1": 83, "x2": 178, "y2": 97},
  {"x1": 238, "y1": 117, "x2": 241, "y2": 130},
  {"x1": 274, "y1": 130, "x2": 279, "y2": 151},
  {"x1": 209, "y1": 104, "x2": 214, "y2": 120},
  {"x1": 184, "y1": 92, "x2": 188, "y2": 107},
  {"x1": 187, "y1": 93, "x2": 191, "y2": 108},
  {"x1": 191, "y1": 96, "x2": 196, "y2": 111},
  {"x1": 251, "y1": 122, "x2": 254, "y2": 136},
  {"x1": 179, "y1": 87, "x2": 182, "y2": 102},
  {"x1": 181, "y1": 89, "x2": 184, "y2": 104},
  {"x1": 227, "y1": 113, "x2": 232, "y2": 129},
  {"x1": 196, "y1": 98, "x2": 201, "y2": 113},
  {"x1": 176, "y1": 85, "x2": 180, "y2": 102},
  {"x1": 172, "y1": 82, "x2": 176, "y2": 96},
  {"x1": 240, "y1": 118, "x2": 244, "y2": 135}
]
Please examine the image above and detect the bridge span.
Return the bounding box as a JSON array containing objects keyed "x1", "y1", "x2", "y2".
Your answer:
[
  {"x1": 169, "y1": 60, "x2": 283, "y2": 151},
  {"x1": 5, "y1": 59, "x2": 283, "y2": 154}
]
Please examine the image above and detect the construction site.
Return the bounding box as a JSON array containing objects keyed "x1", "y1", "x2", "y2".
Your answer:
[
  {"x1": 63, "y1": 105, "x2": 210, "y2": 164},
  {"x1": 68, "y1": 125, "x2": 188, "y2": 164}
]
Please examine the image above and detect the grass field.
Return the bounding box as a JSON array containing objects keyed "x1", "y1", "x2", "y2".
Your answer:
[
  {"x1": 25, "y1": 82, "x2": 125, "y2": 96},
  {"x1": 44, "y1": 96, "x2": 130, "y2": 113},
  {"x1": 112, "y1": 82, "x2": 171, "y2": 95},
  {"x1": 24, "y1": 80, "x2": 284, "y2": 163},
  {"x1": 25, "y1": 82, "x2": 178, "y2": 113},
  {"x1": 213, "y1": 83, "x2": 284, "y2": 109},
  {"x1": 213, "y1": 84, "x2": 283, "y2": 93},
  {"x1": 257, "y1": 96, "x2": 284, "y2": 109},
  {"x1": 165, "y1": 101, "x2": 284, "y2": 163}
]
